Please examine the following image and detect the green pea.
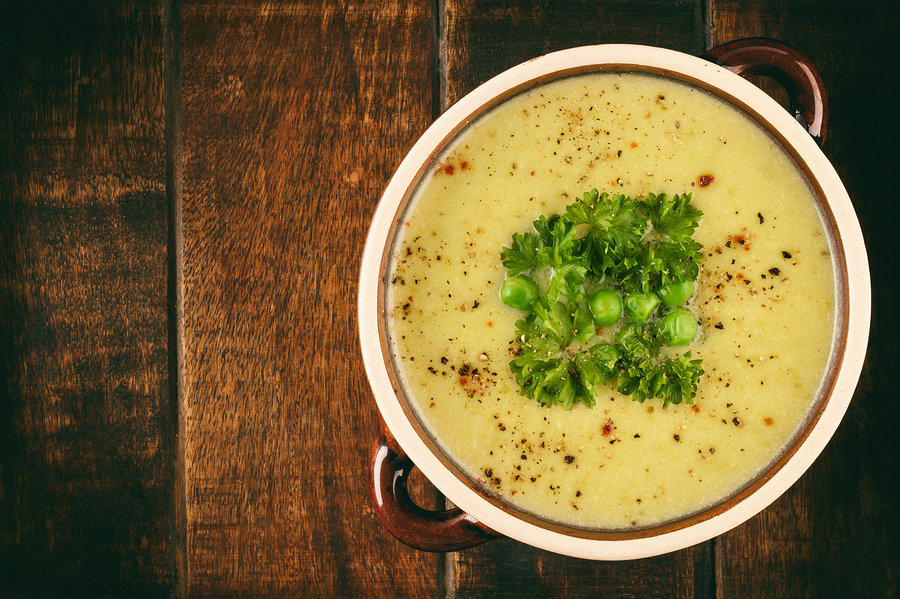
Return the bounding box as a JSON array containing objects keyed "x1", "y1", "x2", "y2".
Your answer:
[
  {"x1": 660, "y1": 308, "x2": 699, "y2": 345},
  {"x1": 500, "y1": 275, "x2": 540, "y2": 310},
  {"x1": 624, "y1": 292, "x2": 659, "y2": 322},
  {"x1": 589, "y1": 289, "x2": 623, "y2": 326},
  {"x1": 658, "y1": 279, "x2": 695, "y2": 307}
]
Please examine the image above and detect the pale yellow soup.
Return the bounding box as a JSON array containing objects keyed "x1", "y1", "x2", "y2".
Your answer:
[{"x1": 388, "y1": 72, "x2": 835, "y2": 529}]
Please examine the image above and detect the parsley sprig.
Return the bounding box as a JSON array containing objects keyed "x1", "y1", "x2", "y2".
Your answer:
[{"x1": 501, "y1": 189, "x2": 705, "y2": 409}]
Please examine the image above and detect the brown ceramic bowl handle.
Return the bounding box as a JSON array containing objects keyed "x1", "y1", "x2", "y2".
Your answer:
[
  {"x1": 369, "y1": 418, "x2": 500, "y2": 551},
  {"x1": 703, "y1": 38, "x2": 828, "y2": 145}
]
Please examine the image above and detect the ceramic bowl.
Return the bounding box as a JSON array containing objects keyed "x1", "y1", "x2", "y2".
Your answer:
[{"x1": 358, "y1": 39, "x2": 870, "y2": 559}]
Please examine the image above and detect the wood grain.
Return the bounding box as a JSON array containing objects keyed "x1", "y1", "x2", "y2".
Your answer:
[
  {"x1": 180, "y1": 2, "x2": 440, "y2": 596},
  {"x1": 0, "y1": 1, "x2": 173, "y2": 596},
  {"x1": 451, "y1": 540, "x2": 714, "y2": 599},
  {"x1": 444, "y1": 0, "x2": 705, "y2": 107},
  {"x1": 709, "y1": 1, "x2": 899, "y2": 597},
  {"x1": 1, "y1": 0, "x2": 896, "y2": 596}
]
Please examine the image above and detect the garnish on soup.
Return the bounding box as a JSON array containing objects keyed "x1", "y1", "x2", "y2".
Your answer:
[{"x1": 501, "y1": 189, "x2": 704, "y2": 409}]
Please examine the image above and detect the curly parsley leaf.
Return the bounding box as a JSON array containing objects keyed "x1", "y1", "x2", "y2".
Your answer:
[
  {"x1": 501, "y1": 231, "x2": 545, "y2": 276},
  {"x1": 573, "y1": 343, "x2": 621, "y2": 407},
  {"x1": 611, "y1": 323, "x2": 704, "y2": 406},
  {"x1": 514, "y1": 316, "x2": 564, "y2": 355},
  {"x1": 605, "y1": 193, "x2": 704, "y2": 293},
  {"x1": 658, "y1": 352, "x2": 705, "y2": 406},
  {"x1": 531, "y1": 300, "x2": 573, "y2": 345},
  {"x1": 643, "y1": 192, "x2": 703, "y2": 241},
  {"x1": 502, "y1": 215, "x2": 588, "y2": 301},
  {"x1": 616, "y1": 237, "x2": 703, "y2": 293},
  {"x1": 572, "y1": 303, "x2": 595, "y2": 343},
  {"x1": 614, "y1": 323, "x2": 665, "y2": 402},
  {"x1": 565, "y1": 190, "x2": 645, "y2": 279},
  {"x1": 510, "y1": 354, "x2": 578, "y2": 409},
  {"x1": 565, "y1": 190, "x2": 645, "y2": 242},
  {"x1": 654, "y1": 237, "x2": 702, "y2": 286},
  {"x1": 615, "y1": 322, "x2": 663, "y2": 359},
  {"x1": 510, "y1": 361, "x2": 564, "y2": 408}
]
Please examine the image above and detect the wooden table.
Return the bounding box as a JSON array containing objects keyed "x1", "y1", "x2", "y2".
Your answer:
[{"x1": 1, "y1": 1, "x2": 897, "y2": 597}]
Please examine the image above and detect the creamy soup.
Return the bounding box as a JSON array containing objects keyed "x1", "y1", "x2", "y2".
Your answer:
[{"x1": 387, "y1": 72, "x2": 835, "y2": 529}]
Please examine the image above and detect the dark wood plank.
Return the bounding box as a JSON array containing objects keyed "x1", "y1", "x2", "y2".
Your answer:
[
  {"x1": 444, "y1": 0, "x2": 705, "y2": 107},
  {"x1": 452, "y1": 540, "x2": 714, "y2": 599},
  {"x1": 442, "y1": 1, "x2": 716, "y2": 597},
  {"x1": 180, "y1": 2, "x2": 440, "y2": 596},
  {"x1": 0, "y1": 1, "x2": 174, "y2": 596},
  {"x1": 708, "y1": 1, "x2": 900, "y2": 597}
]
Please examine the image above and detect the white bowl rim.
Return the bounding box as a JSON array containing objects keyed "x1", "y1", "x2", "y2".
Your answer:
[{"x1": 358, "y1": 43, "x2": 871, "y2": 560}]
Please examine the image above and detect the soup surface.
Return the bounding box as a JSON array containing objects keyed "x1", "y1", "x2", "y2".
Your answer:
[{"x1": 388, "y1": 72, "x2": 835, "y2": 529}]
